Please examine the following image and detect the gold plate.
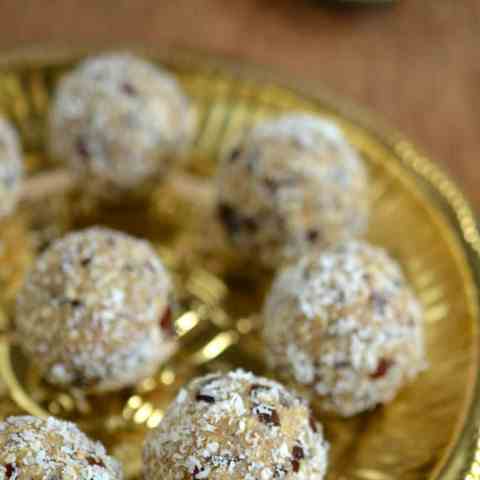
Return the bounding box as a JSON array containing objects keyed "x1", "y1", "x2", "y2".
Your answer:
[{"x1": 0, "y1": 47, "x2": 479, "y2": 480}]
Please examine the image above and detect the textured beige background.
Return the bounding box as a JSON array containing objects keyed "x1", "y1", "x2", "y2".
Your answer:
[{"x1": 0, "y1": 0, "x2": 478, "y2": 206}]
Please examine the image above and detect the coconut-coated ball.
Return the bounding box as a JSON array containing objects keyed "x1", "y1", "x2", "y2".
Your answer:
[
  {"x1": 15, "y1": 227, "x2": 174, "y2": 392},
  {"x1": 263, "y1": 240, "x2": 426, "y2": 416},
  {"x1": 216, "y1": 114, "x2": 368, "y2": 268},
  {"x1": 0, "y1": 118, "x2": 22, "y2": 218},
  {"x1": 49, "y1": 53, "x2": 192, "y2": 192},
  {"x1": 144, "y1": 370, "x2": 328, "y2": 480},
  {"x1": 0, "y1": 416, "x2": 122, "y2": 479}
]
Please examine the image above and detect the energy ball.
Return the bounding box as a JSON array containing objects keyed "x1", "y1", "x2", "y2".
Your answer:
[
  {"x1": 0, "y1": 416, "x2": 122, "y2": 479},
  {"x1": 263, "y1": 241, "x2": 426, "y2": 417},
  {"x1": 0, "y1": 118, "x2": 22, "y2": 219},
  {"x1": 216, "y1": 114, "x2": 368, "y2": 268},
  {"x1": 15, "y1": 227, "x2": 174, "y2": 392},
  {"x1": 144, "y1": 369, "x2": 329, "y2": 480},
  {"x1": 49, "y1": 53, "x2": 192, "y2": 192}
]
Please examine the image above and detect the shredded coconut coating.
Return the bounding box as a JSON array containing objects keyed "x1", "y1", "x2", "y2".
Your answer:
[
  {"x1": 263, "y1": 240, "x2": 426, "y2": 417},
  {"x1": 0, "y1": 118, "x2": 22, "y2": 219},
  {"x1": 15, "y1": 227, "x2": 174, "y2": 392},
  {"x1": 48, "y1": 52, "x2": 192, "y2": 192},
  {"x1": 216, "y1": 114, "x2": 369, "y2": 268},
  {"x1": 0, "y1": 416, "x2": 122, "y2": 479},
  {"x1": 143, "y1": 369, "x2": 328, "y2": 480}
]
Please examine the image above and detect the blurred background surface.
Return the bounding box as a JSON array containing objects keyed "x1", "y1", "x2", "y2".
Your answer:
[{"x1": 0, "y1": 0, "x2": 478, "y2": 206}]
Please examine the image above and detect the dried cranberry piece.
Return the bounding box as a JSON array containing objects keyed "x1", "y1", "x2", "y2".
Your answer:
[
  {"x1": 87, "y1": 456, "x2": 105, "y2": 468},
  {"x1": 307, "y1": 229, "x2": 319, "y2": 242},
  {"x1": 217, "y1": 203, "x2": 242, "y2": 236},
  {"x1": 160, "y1": 307, "x2": 174, "y2": 335},
  {"x1": 291, "y1": 459, "x2": 300, "y2": 473},
  {"x1": 292, "y1": 445, "x2": 304, "y2": 460},
  {"x1": 80, "y1": 257, "x2": 91, "y2": 267},
  {"x1": 370, "y1": 358, "x2": 393, "y2": 379},
  {"x1": 253, "y1": 404, "x2": 280, "y2": 427},
  {"x1": 192, "y1": 466, "x2": 200, "y2": 479},
  {"x1": 4, "y1": 463, "x2": 15, "y2": 478},
  {"x1": 70, "y1": 299, "x2": 83, "y2": 309},
  {"x1": 250, "y1": 383, "x2": 265, "y2": 392},
  {"x1": 309, "y1": 414, "x2": 317, "y2": 432},
  {"x1": 229, "y1": 147, "x2": 242, "y2": 162},
  {"x1": 195, "y1": 393, "x2": 216, "y2": 404},
  {"x1": 122, "y1": 82, "x2": 137, "y2": 96},
  {"x1": 75, "y1": 137, "x2": 89, "y2": 159}
]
